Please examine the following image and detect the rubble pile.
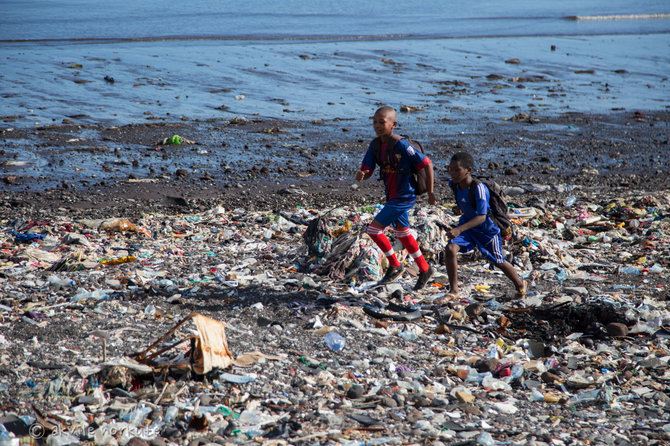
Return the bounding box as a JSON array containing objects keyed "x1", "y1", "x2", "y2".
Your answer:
[{"x1": 0, "y1": 184, "x2": 668, "y2": 446}]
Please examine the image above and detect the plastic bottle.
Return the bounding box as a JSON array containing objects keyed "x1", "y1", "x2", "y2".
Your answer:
[
  {"x1": 70, "y1": 289, "x2": 112, "y2": 302},
  {"x1": 466, "y1": 370, "x2": 492, "y2": 384},
  {"x1": 238, "y1": 409, "x2": 261, "y2": 425},
  {"x1": 650, "y1": 263, "x2": 664, "y2": 273},
  {"x1": 476, "y1": 432, "x2": 495, "y2": 445},
  {"x1": 568, "y1": 388, "x2": 600, "y2": 405},
  {"x1": 530, "y1": 389, "x2": 544, "y2": 402},
  {"x1": 398, "y1": 331, "x2": 418, "y2": 341},
  {"x1": 324, "y1": 331, "x2": 346, "y2": 351},
  {"x1": 0, "y1": 423, "x2": 10, "y2": 440},
  {"x1": 125, "y1": 405, "x2": 152, "y2": 426},
  {"x1": 219, "y1": 373, "x2": 254, "y2": 384},
  {"x1": 565, "y1": 196, "x2": 577, "y2": 207},
  {"x1": 482, "y1": 375, "x2": 511, "y2": 391},
  {"x1": 366, "y1": 438, "x2": 403, "y2": 445},
  {"x1": 620, "y1": 266, "x2": 640, "y2": 275},
  {"x1": 164, "y1": 406, "x2": 178, "y2": 422},
  {"x1": 555, "y1": 268, "x2": 567, "y2": 282},
  {"x1": 46, "y1": 433, "x2": 79, "y2": 446},
  {"x1": 148, "y1": 417, "x2": 164, "y2": 438},
  {"x1": 507, "y1": 364, "x2": 524, "y2": 381},
  {"x1": 47, "y1": 275, "x2": 75, "y2": 290}
]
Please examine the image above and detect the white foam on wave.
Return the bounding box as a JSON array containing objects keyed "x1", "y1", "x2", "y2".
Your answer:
[{"x1": 566, "y1": 13, "x2": 670, "y2": 21}]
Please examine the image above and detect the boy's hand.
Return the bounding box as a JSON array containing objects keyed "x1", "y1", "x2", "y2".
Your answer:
[
  {"x1": 427, "y1": 192, "x2": 436, "y2": 205},
  {"x1": 446, "y1": 226, "x2": 461, "y2": 239},
  {"x1": 355, "y1": 170, "x2": 367, "y2": 182}
]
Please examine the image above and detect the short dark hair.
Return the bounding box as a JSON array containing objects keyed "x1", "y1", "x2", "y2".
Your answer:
[
  {"x1": 375, "y1": 106, "x2": 396, "y2": 115},
  {"x1": 450, "y1": 152, "x2": 474, "y2": 170}
]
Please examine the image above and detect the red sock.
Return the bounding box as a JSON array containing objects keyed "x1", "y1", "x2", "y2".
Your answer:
[
  {"x1": 396, "y1": 228, "x2": 429, "y2": 273},
  {"x1": 367, "y1": 225, "x2": 401, "y2": 267}
]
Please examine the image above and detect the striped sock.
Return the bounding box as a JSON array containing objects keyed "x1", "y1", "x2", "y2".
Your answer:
[
  {"x1": 396, "y1": 228, "x2": 429, "y2": 273},
  {"x1": 367, "y1": 225, "x2": 401, "y2": 268}
]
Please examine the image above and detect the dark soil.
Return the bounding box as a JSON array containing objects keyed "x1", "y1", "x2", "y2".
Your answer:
[{"x1": 1, "y1": 110, "x2": 668, "y2": 220}]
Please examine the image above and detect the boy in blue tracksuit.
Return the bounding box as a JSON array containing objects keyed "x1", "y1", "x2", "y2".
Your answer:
[{"x1": 445, "y1": 152, "x2": 527, "y2": 298}]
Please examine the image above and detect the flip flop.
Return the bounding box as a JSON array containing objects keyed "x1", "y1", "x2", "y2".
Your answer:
[{"x1": 362, "y1": 306, "x2": 425, "y2": 322}]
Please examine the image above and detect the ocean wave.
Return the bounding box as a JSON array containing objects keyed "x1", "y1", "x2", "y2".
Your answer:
[{"x1": 566, "y1": 13, "x2": 670, "y2": 21}]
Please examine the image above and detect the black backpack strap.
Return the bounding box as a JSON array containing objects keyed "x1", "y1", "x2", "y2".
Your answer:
[
  {"x1": 468, "y1": 177, "x2": 480, "y2": 211},
  {"x1": 371, "y1": 136, "x2": 381, "y2": 165},
  {"x1": 450, "y1": 181, "x2": 459, "y2": 208},
  {"x1": 373, "y1": 134, "x2": 404, "y2": 177}
]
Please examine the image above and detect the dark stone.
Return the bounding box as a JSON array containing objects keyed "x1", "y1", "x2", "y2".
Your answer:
[
  {"x1": 606, "y1": 322, "x2": 629, "y2": 337},
  {"x1": 541, "y1": 371, "x2": 561, "y2": 383},
  {"x1": 347, "y1": 384, "x2": 364, "y2": 399},
  {"x1": 380, "y1": 396, "x2": 398, "y2": 408},
  {"x1": 475, "y1": 357, "x2": 499, "y2": 373}
]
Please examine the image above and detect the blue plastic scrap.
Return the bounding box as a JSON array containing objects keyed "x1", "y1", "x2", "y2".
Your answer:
[{"x1": 9, "y1": 231, "x2": 46, "y2": 243}]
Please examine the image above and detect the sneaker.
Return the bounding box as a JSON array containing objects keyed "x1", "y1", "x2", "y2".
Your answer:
[
  {"x1": 379, "y1": 265, "x2": 404, "y2": 284},
  {"x1": 413, "y1": 266, "x2": 434, "y2": 291}
]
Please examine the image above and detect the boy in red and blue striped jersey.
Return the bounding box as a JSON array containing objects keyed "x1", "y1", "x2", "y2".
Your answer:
[{"x1": 355, "y1": 106, "x2": 436, "y2": 290}]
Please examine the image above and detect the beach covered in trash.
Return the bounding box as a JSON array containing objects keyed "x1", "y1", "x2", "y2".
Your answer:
[
  {"x1": 0, "y1": 108, "x2": 668, "y2": 445},
  {"x1": 0, "y1": 170, "x2": 669, "y2": 445}
]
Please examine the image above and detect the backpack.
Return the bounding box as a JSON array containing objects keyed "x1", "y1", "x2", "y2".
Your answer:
[
  {"x1": 372, "y1": 134, "x2": 432, "y2": 196},
  {"x1": 450, "y1": 177, "x2": 514, "y2": 241}
]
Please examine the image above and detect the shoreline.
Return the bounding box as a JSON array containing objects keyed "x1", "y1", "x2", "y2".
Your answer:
[{"x1": 1, "y1": 109, "x2": 668, "y2": 220}]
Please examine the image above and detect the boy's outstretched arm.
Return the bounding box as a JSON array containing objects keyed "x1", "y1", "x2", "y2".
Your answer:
[
  {"x1": 424, "y1": 164, "x2": 436, "y2": 205},
  {"x1": 446, "y1": 214, "x2": 486, "y2": 239}
]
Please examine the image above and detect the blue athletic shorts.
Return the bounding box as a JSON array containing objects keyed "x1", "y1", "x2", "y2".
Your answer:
[
  {"x1": 448, "y1": 230, "x2": 506, "y2": 264},
  {"x1": 374, "y1": 200, "x2": 415, "y2": 228}
]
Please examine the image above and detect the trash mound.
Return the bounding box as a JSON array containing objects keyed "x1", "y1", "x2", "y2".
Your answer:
[
  {"x1": 0, "y1": 185, "x2": 668, "y2": 445},
  {"x1": 304, "y1": 207, "x2": 455, "y2": 284}
]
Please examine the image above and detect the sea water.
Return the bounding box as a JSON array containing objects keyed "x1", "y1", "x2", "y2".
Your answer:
[{"x1": 0, "y1": 0, "x2": 668, "y2": 128}]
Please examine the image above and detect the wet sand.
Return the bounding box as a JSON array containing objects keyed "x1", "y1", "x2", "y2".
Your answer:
[{"x1": 0, "y1": 109, "x2": 668, "y2": 219}]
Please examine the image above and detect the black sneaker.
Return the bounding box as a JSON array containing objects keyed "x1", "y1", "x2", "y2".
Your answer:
[
  {"x1": 413, "y1": 266, "x2": 434, "y2": 291},
  {"x1": 379, "y1": 265, "x2": 404, "y2": 284}
]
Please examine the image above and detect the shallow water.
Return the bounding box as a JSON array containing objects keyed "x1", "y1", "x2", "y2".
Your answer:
[{"x1": 0, "y1": 0, "x2": 668, "y2": 130}]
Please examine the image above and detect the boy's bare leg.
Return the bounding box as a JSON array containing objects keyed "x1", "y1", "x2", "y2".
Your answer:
[
  {"x1": 446, "y1": 243, "x2": 460, "y2": 295},
  {"x1": 496, "y1": 261, "x2": 525, "y2": 293}
]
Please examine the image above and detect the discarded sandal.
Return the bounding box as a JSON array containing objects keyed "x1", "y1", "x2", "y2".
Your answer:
[
  {"x1": 362, "y1": 306, "x2": 425, "y2": 322},
  {"x1": 515, "y1": 280, "x2": 528, "y2": 299}
]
